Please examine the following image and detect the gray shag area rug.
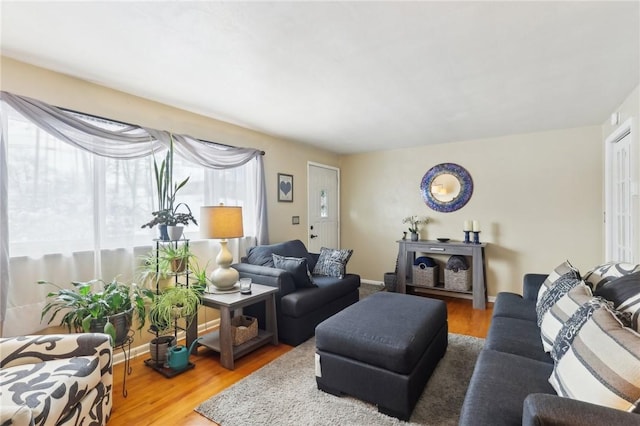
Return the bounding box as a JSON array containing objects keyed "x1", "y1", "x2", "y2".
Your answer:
[{"x1": 195, "y1": 332, "x2": 484, "y2": 425}]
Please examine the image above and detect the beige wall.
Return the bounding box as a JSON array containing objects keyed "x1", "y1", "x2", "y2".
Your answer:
[
  {"x1": 1, "y1": 56, "x2": 629, "y2": 302},
  {"x1": 0, "y1": 56, "x2": 337, "y2": 244},
  {"x1": 340, "y1": 126, "x2": 604, "y2": 296}
]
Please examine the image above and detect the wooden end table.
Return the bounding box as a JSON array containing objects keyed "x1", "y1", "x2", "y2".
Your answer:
[{"x1": 198, "y1": 283, "x2": 278, "y2": 370}]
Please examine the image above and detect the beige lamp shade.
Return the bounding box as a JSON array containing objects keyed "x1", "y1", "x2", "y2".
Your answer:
[
  {"x1": 200, "y1": 205, "x2": 244, "y2": 291},
  {"x1": 200, "y1": 205, "x2": 244, "y2": 240}
]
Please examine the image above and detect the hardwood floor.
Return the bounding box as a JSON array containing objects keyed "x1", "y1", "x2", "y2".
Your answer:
[{"x1": 108, "y1": 296, "x2": 493, "y2": 425}]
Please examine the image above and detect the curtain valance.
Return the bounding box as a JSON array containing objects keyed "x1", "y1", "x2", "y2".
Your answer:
[{"x1": 0, "y1": 91, "x2": 269, "y2": 334}]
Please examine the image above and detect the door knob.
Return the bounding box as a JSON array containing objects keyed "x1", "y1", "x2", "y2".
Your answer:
[{"x1": 310, "y1": 234, "x2": 318, "y2": 239}]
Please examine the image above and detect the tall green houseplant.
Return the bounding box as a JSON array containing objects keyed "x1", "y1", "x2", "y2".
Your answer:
[{"x1": 141, "y1": 135, "x2": 197, "y2": 234}]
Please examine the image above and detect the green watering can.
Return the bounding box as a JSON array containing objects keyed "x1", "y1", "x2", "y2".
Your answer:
[{"x1": 167, "y1": 337, "x2": 202, "y2": 370}]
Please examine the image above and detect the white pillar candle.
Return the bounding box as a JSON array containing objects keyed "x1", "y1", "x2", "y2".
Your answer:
[
  {"x1": 472, "y1": 220, "x2": 480, "y2": 232},
  {"x1": 463, "y1": 220, "x2": 472, "y2": 231}
]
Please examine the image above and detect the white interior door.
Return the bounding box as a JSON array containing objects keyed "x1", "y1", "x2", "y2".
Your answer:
[
  {"x1": 307, "y1": 163, "x2": 339, "y2": 252},
  {"x1": 605, "y1": 119, "x2": 636, "y2": 262}
]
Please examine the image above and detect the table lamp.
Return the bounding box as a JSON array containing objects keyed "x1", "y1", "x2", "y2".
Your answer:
[{"x1": 200, "y1": 204, "x2": 244, "y2": 290}]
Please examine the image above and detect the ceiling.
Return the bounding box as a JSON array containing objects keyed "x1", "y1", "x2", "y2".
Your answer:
[{"x1": 1, "y1": 1, "x2": 639, "y2": 154}]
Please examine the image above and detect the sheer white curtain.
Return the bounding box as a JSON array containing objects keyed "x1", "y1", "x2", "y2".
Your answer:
[{"x1": 0, "y1": 91, "x2": 268, "y2": 336}]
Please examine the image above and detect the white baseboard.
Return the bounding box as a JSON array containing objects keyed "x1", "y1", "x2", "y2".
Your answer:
[
  {"x1": 112, "y1": 318, "x2": 220, "y2": 365},
  {"x1": 361, "y1": 278, "x2": 496, "y2": 303}
]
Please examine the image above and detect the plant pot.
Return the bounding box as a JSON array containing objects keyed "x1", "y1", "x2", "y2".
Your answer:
[
  {"x1": 171, "y1": 256, "x2": 189, "y2": 273},
  {"x1": 167, "y1": 225, "x2": 184, "y2": 241},
  {"x1": 149, "y1": 335, "x2": 176, "y2": 364},
  {"x1": 90, "y1": 309, "x2": 133, "y2": 346},
  {"x1": 158, "y1": 224, "x2": 170, "y2": 241},
  {"x1": 411, "y1": 232, "x2": 419, "y2": 241}
]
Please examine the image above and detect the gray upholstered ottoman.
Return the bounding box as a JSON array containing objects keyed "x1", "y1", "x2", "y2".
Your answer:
[{"x1": 315, "y1": 292, "x2": 448, "y2": 420}]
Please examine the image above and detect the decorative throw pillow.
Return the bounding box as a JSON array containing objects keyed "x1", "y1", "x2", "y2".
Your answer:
[
  {"x1": 312, "y1": 247, "x2": 353, "y2": 278},
  {"x1": 583, "y1": 262, "x2": 640, "y2": 291},
  {"x1": 536, "y1": 273, "x2": 583, "y2": 327},
  {"x1": 548, "y1": 304, "x2": 640, "y2": 412},
  {"x1": 272, "y1": 254, "x2": 316, "y2": 288},
  {"x1": 536, "y1": 260, "x2": 580, "y2": 305},
  {"x1": 594, "y1": 271, "x2": 640, "y2": 332},
  {"x1": 539, "y1": 282, "x2": 592, "y2": 352},
  {"x1": 550, "y1": 297, "x2": 611, "y2": 362}
]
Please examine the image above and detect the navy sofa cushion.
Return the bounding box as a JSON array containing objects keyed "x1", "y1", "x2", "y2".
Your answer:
[
  {"x1": 316, "y1": 292, "x2": 447, "y2": 375},
  {"x1": 492, "y1": 292, "x2": 538, "y2": 322},
  {"x1": 280, "y1": 274, "x2": 359, "y2": 317},
  {"x1": 246, "y1": 239, "x2": 317, "y2": 270},
  {"x1": 272, "y1": 254, "x2": 316, "y2": 289},
  {"x1": 459, "y1": 349, "x2": 555, "y2": 426},
  {"x1": 484, "y1": 316, "x2": 552, "y2": 364}
]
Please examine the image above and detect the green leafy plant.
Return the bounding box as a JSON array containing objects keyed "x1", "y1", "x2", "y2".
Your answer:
[
  {"x1": 148, "y1": 284, "x2": 205, "y2": 334},
  {"x1": 39, "y1": 278, "x2": 151, "y2": 345},
  {"x1": 159, "y1": 243, "x2": 195, "y2": 273},
  {"x1": 137, "y1": 249, "x2": 173, "y2": 290},
  {"x1": 402, "y1": 215, "x2": 429, "y2": 234},
  {"x1": 141, "y1": 135, "x2": 197, "y2": 229},
  {"x1": 189, "y1": 260, "x2": 210, "y2": 287}
]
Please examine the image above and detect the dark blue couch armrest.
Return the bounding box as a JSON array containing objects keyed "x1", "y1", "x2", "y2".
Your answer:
[
  {"x1": 231, "y1": 263, "x2": 296, "y2": 297},
  {"x1": 523, "y1": 394, "x2": 640, "y2": 426},
  {"x1": 523, "y1": 274, "x2": 548, "y2": 301}
]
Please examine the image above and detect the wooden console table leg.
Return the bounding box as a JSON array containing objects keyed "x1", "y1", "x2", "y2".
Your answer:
[
  {"x1": 266, "y1": 294, "x2": 278, "y2": 344},
  {"x1": 397, "y1": 246, "x2": 407, "y2": 294},
  {"x1": 219, "y1": 305, "x2": 234, "y2": 369},
  {"x1": 471, "y1": 246, "x2": 487, "y2": 309}
]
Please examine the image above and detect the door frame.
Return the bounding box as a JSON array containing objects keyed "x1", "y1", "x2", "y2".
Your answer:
[
  {"x1": 307, "y1": 162, "x2": 341, "y2": 249},
  {"x1": 604, "y1": 117, "x2": 637, "y2": 262}
]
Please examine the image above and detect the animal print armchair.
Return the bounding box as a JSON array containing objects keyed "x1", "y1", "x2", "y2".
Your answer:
[{"x1": 0, "y1": 333, "x2": 113, "y2": 426}]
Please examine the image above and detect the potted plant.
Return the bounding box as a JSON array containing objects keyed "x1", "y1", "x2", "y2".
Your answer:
[
  {"x1": 148, "y1": 284, "x2": 205, "y2": 335},
  {"x1": 159, "y1": 243, "x2": 195, "y2": 273},
  {"x1": 141, "y1": 135, "x2": 197, "y2": 240},
  {"x1": 39, "y1": 278, "x2": 150, "y2": 346},
  {"x1": 403, "y1": 215, "x2": 429, "y2": 241},
  {"x1": 137, "y1": 249, "x2": 175, "y2": 291},
  {"x1": 189, "y1": 260, "x2": 211, "y2": 288}
]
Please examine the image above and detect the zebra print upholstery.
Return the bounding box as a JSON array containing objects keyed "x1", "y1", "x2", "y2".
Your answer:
[{"x1": 0, "y1": 333, "x2": 112, "y2": 426}]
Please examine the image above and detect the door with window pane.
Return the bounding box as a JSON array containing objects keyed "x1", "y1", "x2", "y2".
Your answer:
[
  {"x1": 307, "y1": 163, "x2": 339, "y2": 252},
  {"x1": 606, "y1": 128, "x2": 634, "y2": 262}
]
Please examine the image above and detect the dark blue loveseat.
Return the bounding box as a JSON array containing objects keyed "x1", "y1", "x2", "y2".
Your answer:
[{"x1": 231, "y1": 240, "x2": 360, "y2": 346}]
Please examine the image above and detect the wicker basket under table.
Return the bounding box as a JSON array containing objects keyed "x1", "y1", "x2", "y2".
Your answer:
[
  {"x1": 231, "y1": 315, "x2": 258, "y2": 346},
  {"x1": 444, "y1": 269, "x2": 471, "y2": 291},
  {"x1": 412, "y1": 264, "x2": 438, "y2": 287}
]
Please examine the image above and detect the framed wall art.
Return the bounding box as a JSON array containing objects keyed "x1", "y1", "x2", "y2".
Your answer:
[{"x1": 278, "y1": 173, "x2": 293, "y2": 202}]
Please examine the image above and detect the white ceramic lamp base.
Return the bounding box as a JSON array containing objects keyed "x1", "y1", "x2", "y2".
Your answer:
[{"x1": 210, "y1": 240, "x2": 239, "y2": 290}]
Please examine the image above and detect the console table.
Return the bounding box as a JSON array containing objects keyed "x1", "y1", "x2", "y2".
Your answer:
[
  {"x1": 396, "y1": 240, "x2": 488, "y2": 309},
  {"x1": 198, "y1": 283, "x2": 278, "y2": 370}
]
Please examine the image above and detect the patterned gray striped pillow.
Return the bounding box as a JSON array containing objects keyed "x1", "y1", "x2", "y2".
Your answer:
[
  {"x1": 539, "y1": 283, "x2": 592, "y2": 353},
  {"x1": 594, "y1": 271, "x2": 640, "y2": 332},
  {"x1": 548, "y1": 304, "x2": 640, "y2": 412},
  {"x1": 312, "y1": 247, "x2": 353, "y2": 278},
  {"x1": 583, "y1": 262, "x2": 640, "y2": 291},
  {"x1": 536, "y1": 260, "x2": 580, "y2": 306}
]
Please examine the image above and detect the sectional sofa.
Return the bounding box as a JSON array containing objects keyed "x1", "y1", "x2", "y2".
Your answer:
[{"x1": 460, "y1": 264, "x2": 640, "y2": 425}]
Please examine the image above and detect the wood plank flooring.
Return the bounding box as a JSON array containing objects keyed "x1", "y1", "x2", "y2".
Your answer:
[{"x1": 108, "y1": 296, "x2": 493, "y2": 425}]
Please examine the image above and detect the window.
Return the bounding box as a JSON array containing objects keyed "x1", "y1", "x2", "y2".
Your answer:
[{"x1": 6, "y1": 109, "x2": 255, "y2": 257}]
